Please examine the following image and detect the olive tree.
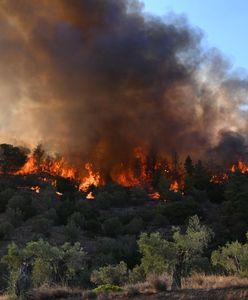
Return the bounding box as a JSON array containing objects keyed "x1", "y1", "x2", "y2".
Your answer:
[
  {"x1": 135, "y1": 215, "x2": 212, "y2": 289},
  {"x1": 211, "y1": 233, "x2": 248, "y2": 276}
]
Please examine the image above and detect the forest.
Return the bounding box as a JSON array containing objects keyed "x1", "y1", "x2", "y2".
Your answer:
[{"x1": 0, "y1": 143, "x2": 248, "y2": 299}]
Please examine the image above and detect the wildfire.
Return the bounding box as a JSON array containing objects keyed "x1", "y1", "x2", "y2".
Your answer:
[
  {"x1": 210, "y1": 173, "x2": 228, "y2": 184},
  {"x1": 79, "y1": 163, "x2": 102, "y2": 191},
  {"x1": 170, "y1": 180, "x2": 179, "y2": 192},
  {"x1": 16, "y1": 156, "x2": 77, "y2": 179},
  {"x1": 11, "y1": 146, "x2": 187, "y2": 197},
  {"x1": 30, "y1": 186, "x2": 40, "y2": 193},
  {"x1": 149, "y1": 192, "x2": 160, "y2": 199},
  {"x1": 86, "y1": 191, "x2": 95, "y2": 200},
  {"x1": 112, "y1": 147, "x2": 149, "y2": 187},
  {"x1": 231, "y1": 160, "x2": 248, "y2": 174}
]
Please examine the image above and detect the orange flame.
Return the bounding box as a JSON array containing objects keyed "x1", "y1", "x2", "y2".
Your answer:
[
  {"x1": 79, "y1": 163, "x2": 102, "y2": 191},
  {"x1": 231, "y1": 160, "x2": 248, "y2": 174},
  {"x1": 86, "y1": 191, "x2": 95, "y2": 200},
  {"x1": 149, "y1": 192, "x2": 160, "y2": 199},
  {"x1": 169, "y1": 180, "x2": 179, "y2": 192},
  {"x1": 30, "y1": 186, "x2": 40, "y2": 193}
]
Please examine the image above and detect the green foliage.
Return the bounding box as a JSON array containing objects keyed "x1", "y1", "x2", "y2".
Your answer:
[
  {"x1": 128, "y1": 265, "x2": 146, "y2": 283},
  {"x1": 93, "y1": 235, "x2": 138, "y2": 269},
  {"x1": 90, "y1": 261, "x2": 128, "y2": 286},
  {"x1": 64, "y1": 221, "x2": 81, "y2": 243},
  {"x1": 1, "y1": 239, "x2": 86, "y2": 288},
  {"x1": 7, "y1": 194, "x2": 35, "y2": 221},
  {"x1": 102, "y1": 217, "x2": 123, "y2": 237},
  {"x1": 68, "y1": 212, "x2": 86, "y2": 229},
  {"x1": 137, "y1": 232, "x2": 174, "y2": 276},
  {"x1": 0, "y1": 188, "x2": 15, "y2": 212},
  {"x1": 56, "y1": 198, "x2": 76, "y2": 225},
  {"x1": 211, "y1": 236, "x2": 248, "y2": 276},
  {"x1": 0, "y1": 221, "x2": 14, "y2": 240},
  {"x1": 172, "y1": 215, "x2": 213, "y2": 258},
  {"x1": 93, "y1": 284, "x2": 123, "y2": 293},
  {"x1": 6, "y1": 207, "x2": 23, "y2": 227},
  {"x1": 32, "y1": 217, "x2": 53, "y2": 237},
  {"x1": 163, "y1": 198, "x2": 203, "y2": 225},
  {"x1": 221, "y1": 172, "x2": 248, "y2": 241},
  {"x1": 124, "y1": 217, "x2": 144, "y2": 235},
  {"x1": 136, "y1": 216, "x2": 212, "y2": 278}
]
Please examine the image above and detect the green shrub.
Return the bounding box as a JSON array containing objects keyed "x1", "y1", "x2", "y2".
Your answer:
[
  {"x1": 0, "y1": 188, "x2": 15, "y2": 212},
  {"x1": 124, "y1": 217, "x2": 144, "y2": 235},
  {"x1": 211, "y1": 235, "x2": 248, "y2": 276},
  {"x1": 32, "y1": 217, "x2": 53, "y2": 237},
  {"x1": 102, "y1": 217, "x2": 123, "y2": 237},
  {"x1": 7, "y1": 194, "x2": 35, "y2": 221},
  {"x1": 91, "y1": 261, "x2": 128, "y2": 286},
  {"x1": 64, "y1": 221, "x2": 81, "y2": 243},
  {"x1": 6, "y1": 207, "x2": 23, "y2": 227},
  {"x1": 93, "y1": 284, "x2": 123, "y2": 293},
  {"x1": 69, "y1": 212, "x2": 86, "y2": 229},
  {"x1": 1, "y1": 239, "x2": 86, "y2": 289},
  {"x1": 0, "y1": 221, "x2": 14, "y2": 240}
]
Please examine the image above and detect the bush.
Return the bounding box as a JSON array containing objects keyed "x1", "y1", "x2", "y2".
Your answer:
[
  {"x1": 129, "y1": 187, "x2": 148, "y2": 206},
  {"x1": 0, "y1": 221, "x2": 14, "y2": 240},
  {"x1": 93, "y1": 284, "x2": 123, "y2": 293},
  {"x1": 124, "y1": 217, "x2": 144, "y2": 235},
  {"x1": 69, "y1": 212, "x2": 86, "y2": 229},
  {"x1": 32, "y1": 217, "x2": 53, "y2": 237},
  {"x1": 102, "y1": 217, "x2": 123, "y2": 237},
  {"x1": 0, "y1": 188, "x2": 15, "y2": 212},
  {"x1": 56, "y1": 198, "x2": 75, "y2": 225},
  {"x1": 129, "y1": 265, "x2": 146, "y2": 284},
  {"x1": 1, "y1": 239, "x2": 86, "y2": 289},
  {"x1": 7, "y1": 194, "x2": 35, "y2": 221},
  {"x1": 147, "y1": 273, "x2": 169, "y2": 291},
  {"x1": 64, "y1": 221, "x2": 81, "y2": 243},
  {"x1": 211, "y1": 237, "x2": 248, "y2": 276},
  {"x1": 91, "y1": 261, "x2": 128, "y2": 286},
  {"x1": 6, "y1": 207, "x2": 23, "y2": 227}
]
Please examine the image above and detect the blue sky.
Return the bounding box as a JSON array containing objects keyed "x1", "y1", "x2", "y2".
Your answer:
[{"x1": 142, "y1": 0, "x2": 248, "y2": 71}]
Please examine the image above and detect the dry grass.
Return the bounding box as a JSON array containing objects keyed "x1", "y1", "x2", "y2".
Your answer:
[
  {"x1": 146, "y1": 273, "x2": 169, "y2": 292},
  {"x1": 3, "y1": 275, "x2": 248, "y2": 300},
  {"x1": 27, "y1": 286, "x2": 83, "y2": 299},
  {"x1": 124, "y1": 273, "x2": 170, "y2": 297},
  {"x1": 183, "y1": 274, "x2": 248, "y2": 290}
]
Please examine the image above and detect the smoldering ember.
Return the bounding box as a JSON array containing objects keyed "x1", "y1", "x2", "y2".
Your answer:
[{"x1": 0, "y1": 1, "x2": 248, "y2": 299}]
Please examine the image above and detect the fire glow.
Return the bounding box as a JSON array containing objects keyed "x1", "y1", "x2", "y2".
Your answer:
[
  {"x1": 14, "y1": 147, "x2": 184, "y2": 197},
  {"x1": 12, "y1": 144, "x2": 248, "y2": 199}
]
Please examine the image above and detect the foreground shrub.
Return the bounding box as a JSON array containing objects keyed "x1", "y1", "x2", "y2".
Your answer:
[
  {"x1": 91, "y1": 261, "x2": 128, "y2": 286},
  {"x1": 183, "y1": 274, "x2": 248, "y2": 289},
  {"x1": 1, "y1": 239, "x2": 86, "y2": 291},
  {"x1": 136, "y1": 215, "x2": 213, "y2": 289},
  {"x1": 93, "y1": 284, "x2": 123, "y2": 293},
  {"x1": 211, "y1": 234, "x2": 248, "y2": 276},
  {"x1": 147, "y1": 273, "x2": 169, "y2": 292}
]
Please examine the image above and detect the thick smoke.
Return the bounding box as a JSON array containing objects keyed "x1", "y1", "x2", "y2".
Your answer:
[{"x1": 0, "y1": 0, "x2": 248, "y2": 173}]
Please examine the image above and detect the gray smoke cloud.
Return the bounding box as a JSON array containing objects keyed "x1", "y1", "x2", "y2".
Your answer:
[{"x1": 0, "y1": 0, "x2": 248, "y2": 174}]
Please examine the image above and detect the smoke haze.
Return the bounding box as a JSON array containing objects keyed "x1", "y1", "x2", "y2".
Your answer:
[{"x1": 0, "y1": 0, "x2": 248, "y2": 171}]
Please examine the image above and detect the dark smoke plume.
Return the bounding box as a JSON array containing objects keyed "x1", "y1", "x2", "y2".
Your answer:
[{"x1": 0, "y1": 0, "x2": 248, "y2": 173}]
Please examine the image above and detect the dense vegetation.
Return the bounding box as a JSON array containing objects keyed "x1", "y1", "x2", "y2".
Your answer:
[{"x1": 0, "y1": 143, "x2": 248, "y2": 297}]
